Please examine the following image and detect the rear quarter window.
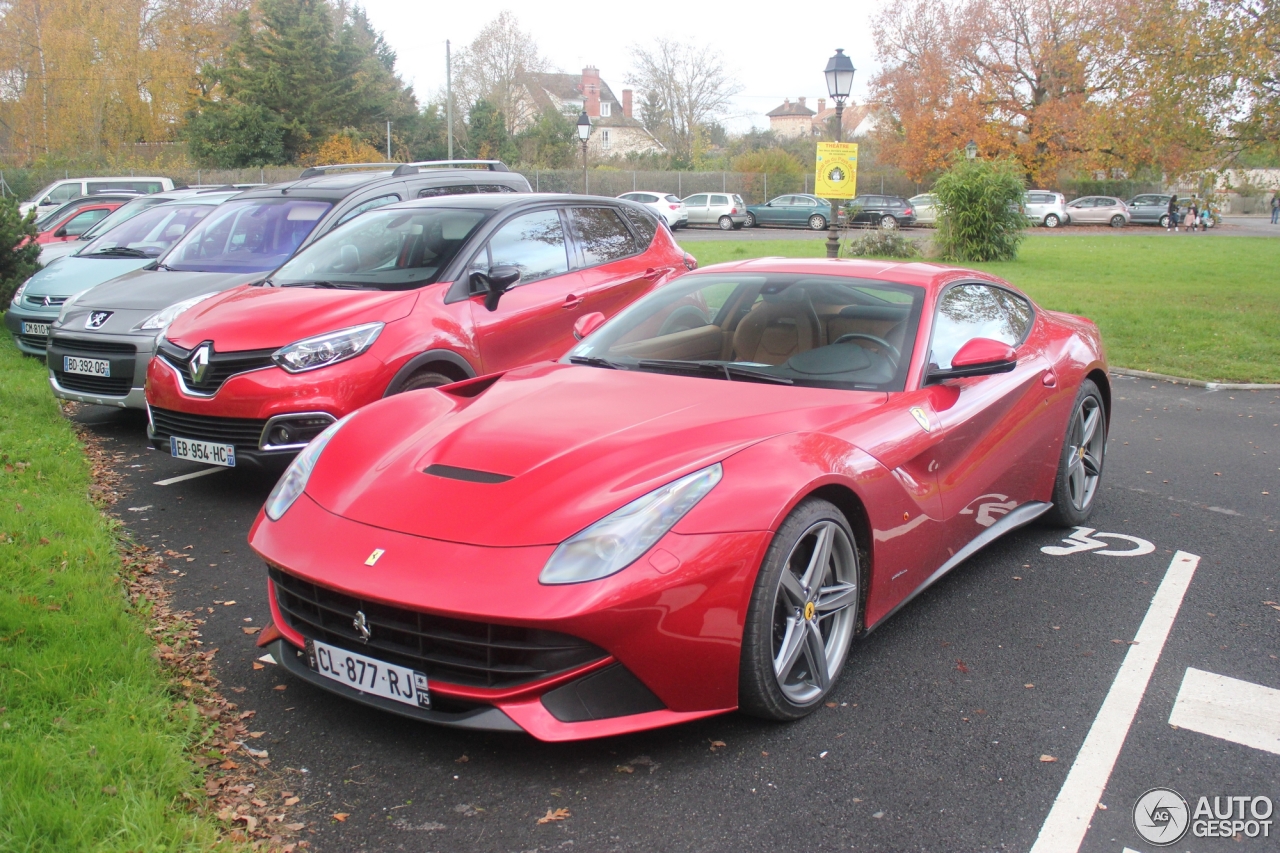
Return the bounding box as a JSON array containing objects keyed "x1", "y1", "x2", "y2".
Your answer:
[{"x1": 620, "y1": 206, "x2": 658, "y2": 245}]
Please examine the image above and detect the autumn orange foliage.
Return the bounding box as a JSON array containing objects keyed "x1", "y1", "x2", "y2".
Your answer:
[{"x1": 301, "y1": 133, "x2": 385, "y2": 167}]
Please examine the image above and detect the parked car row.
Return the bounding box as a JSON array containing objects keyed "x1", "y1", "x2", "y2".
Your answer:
[{"x1": 3, "y1": 161, "x2": 1113, "y2": 743}]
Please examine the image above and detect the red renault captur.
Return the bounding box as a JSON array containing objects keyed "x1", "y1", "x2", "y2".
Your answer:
[{"x1": 145, "y1": 194, "x2": 694, "y2": 468}]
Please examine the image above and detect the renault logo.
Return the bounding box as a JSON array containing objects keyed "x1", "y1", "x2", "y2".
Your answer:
[
  {"x1": 189, "y1": 344, "x2": 211, "y2": 384},
  {"x1": 352, "y1": 610, "x2": 372, "y2": 643},
  {"x1": 85, "y1": 310, "x2": 113, "y2": 329}
]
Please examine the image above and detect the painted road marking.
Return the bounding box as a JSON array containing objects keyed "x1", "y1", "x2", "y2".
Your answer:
[
  {"x1": 154, "y1": 467, "x2": 226, "y2": 486},
  {"x1": 1168, "y1": 668, "x2": 1280, "y2": 756},
  {"x1": 1041, "y1": 527, "x2": 1156, "y2": 557},
  {"x1": 1029, "y1": 550, "x2": 1200, "y2": 853}
]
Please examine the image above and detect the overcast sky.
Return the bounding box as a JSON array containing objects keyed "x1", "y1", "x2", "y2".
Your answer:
[{"x1": 357, "y1": 2, "x2": 883, "y2": 132}]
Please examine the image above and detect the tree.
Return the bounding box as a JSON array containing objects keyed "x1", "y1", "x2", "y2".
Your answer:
[
  {"x1": 466, "y1": 99, "x2": 518, "y2": 163},
  {"x1": 0, "y1": 200, "x2": 40, "y2": 305},
  {"x1": 627, "y1": 39, "x2": 741, "y2": 160},
  {"x1": 452, "y1": 11, "x2": 546, "y2": 136},
  {"x1": 186, "y1": 0, "x2": 416, "y2": 165},
  {"x1": 515, "y1": 108, "x2": 577, "y2": 168},
  {"x1": 931, "y1": 156, "x2": 1026, "y2": 262}
]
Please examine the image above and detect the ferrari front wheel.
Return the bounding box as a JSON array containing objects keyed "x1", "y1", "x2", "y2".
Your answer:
[
  {"x1": 739, "y1": 499, "x2": 859, "y2": 720},
  {"x1": 1045, "y1": 379, "x2": 1107, "y2": 527}
]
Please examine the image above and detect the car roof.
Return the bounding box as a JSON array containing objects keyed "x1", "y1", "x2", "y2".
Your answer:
[
  {"x1": 234, "y1": 165, "x2": 526, "y2": 202},
  {"x1": 377, "y1": 192, "x2": 638, "y2": 213}
]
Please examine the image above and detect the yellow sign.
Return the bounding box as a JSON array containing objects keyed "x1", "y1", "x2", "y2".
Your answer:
[{"x1": 815, "y1": 142, "x2": 858, "y2": 199}]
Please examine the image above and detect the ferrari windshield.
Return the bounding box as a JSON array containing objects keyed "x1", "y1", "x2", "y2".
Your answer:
[
  {"x1": 78, "y1": 202, "x2": 220, "y2": 259},
  {"x1": 163, "y1": 198, "x2": 333, "y2": 273},
  {"x1": 270, "y1": 207, "x2": 489, "y2": 290},
  {"x1": 566, "y1": 273, "x2": 925, "y2": 391}
]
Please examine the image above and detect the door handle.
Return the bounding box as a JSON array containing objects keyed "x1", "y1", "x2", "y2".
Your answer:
[
  {"x1": 643, "y1": 268, "x2": 660, "y2": 279},
  {"x1": 563, "y1": 294, "x2": 583, "y2": 309}
]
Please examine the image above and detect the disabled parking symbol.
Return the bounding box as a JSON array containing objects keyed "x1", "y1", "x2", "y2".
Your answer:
[{"x1": 1041, "y1": 527, "x2": 1156, "y2": 557}]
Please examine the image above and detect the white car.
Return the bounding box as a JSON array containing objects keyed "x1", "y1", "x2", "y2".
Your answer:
[
  {"x1": 909, "y1": 193, "x2": 939, "y2": 226},
  {"x1": 618, "y1": 192, "x2": 688, "y2": 229},
  {"x1": 19, "y1": 176, "x2": 177, "y2": 219}
]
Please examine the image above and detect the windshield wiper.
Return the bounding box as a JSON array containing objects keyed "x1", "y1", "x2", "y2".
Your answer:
[
  {"x1": 87, "y1": 246, "x2": 151, "y2": 258},
  {"x1": 636, "y1": 359, "x2": 793, "y2": 385},
  {"x1": 280, "y1": 280, "x2": 372, "y2": 290},
  {"x1": 568, "y1": 355, "x2": 626, "y2": 369}
]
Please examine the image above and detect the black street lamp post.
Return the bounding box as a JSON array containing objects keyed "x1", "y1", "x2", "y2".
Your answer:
[
  {"x1": 823, "y1": 48, "x2": 856, "y2": 258},
  {"x1": 577, "y1": 111, "x2": 592, "y2": 194}
]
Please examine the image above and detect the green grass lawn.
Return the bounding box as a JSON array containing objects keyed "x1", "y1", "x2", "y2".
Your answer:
[
  {"x1": 0, "y1": 338, "x2": 221, "y2": 851},
  {"x1": 679, "y1": 234, "x2": 1280, "y2": 383}
]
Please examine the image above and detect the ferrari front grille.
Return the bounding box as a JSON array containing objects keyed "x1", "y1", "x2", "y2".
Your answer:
[{"x1": 269, "y1": 567, "x2": 606, "y2": 689}]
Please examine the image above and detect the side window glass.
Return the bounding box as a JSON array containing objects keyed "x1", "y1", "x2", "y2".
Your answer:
[
  {"x1": 63, "y1": 209, "x2": 109, "y2": 235},
  {"x1": 337, "y1": 194, "x2": 400, "y2": 226},
  {"x1": 486, "y1": 209, "x2": 569, "y2": 284},
  {"x1": 685, "y1": 195, "x2": 707, "y2": 207},
  {"x1": 930, "y1": 284, "x2": 1028, "y2": 370},
  {"x1": 476, "y1": 184, "x2": 516, "y2": 193},
  {"x1": 419, "y1": 185, "x2": 476, "y2": 198},
  {"x1": 48, "y1": 183, "x2": 79, "y2": 203},
  {"x1": 711, "y1": 195, "x2": 729, "y2": 206},
  {"x1": 619, "y1": 207, "x2": 657, "y2": 246},
  {"x1": 569, "y1": 207, "x2": 639, "y2": 266}
]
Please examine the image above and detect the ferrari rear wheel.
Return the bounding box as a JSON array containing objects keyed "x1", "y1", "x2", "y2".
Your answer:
[
  {"x1": 1045, "y1": 379, "x2": 1107, "y2": 527},
  {"x1": 740, "y1": 499, "x2": 859, "y2": 720}
]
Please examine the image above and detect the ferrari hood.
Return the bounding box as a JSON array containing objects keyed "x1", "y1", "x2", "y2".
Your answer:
[
  {"x1": 305, "y1": 363, "x2": 886, "y2": 547},
  {"x1": 164, "y1": 285, "x2": 419, "y2": 352},
  {"x1": 70, "y1": 267, "x2": 261, "y2": 312},
  {"x1": 20, "y1": 255, "x2": 152, "y2": 300}
]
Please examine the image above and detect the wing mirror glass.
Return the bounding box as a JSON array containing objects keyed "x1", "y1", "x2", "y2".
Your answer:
[
  {"x1": 472, "y1": 264, "x2": 521, "y2": 312},
  {"x1": 54, "y1": 226, "x2": 68, "y2": 237},
  {"x1": 573, "y1": 311, "x2": 606, "y2": 340},
  {"x1": 927, "y1": 337, "x2": 1017, "y2": 383}
]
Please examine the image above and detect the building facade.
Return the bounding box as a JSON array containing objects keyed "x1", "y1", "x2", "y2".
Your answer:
[{"x1": 512, "y1": 67, "x2": 665, "y2": 158}]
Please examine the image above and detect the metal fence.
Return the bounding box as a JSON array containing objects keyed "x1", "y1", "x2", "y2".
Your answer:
[{"x1": 0, "y1": 166, "x2": 302, "y2": 201}]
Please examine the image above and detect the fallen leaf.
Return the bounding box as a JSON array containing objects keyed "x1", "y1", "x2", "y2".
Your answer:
[
  {"x1": 1039, "y1": 755, "x2": 1058, "y2": 763},
  {"x1": 241, "y1": 627, "x2": 261, "y2": 635},
  {"x1": 219, "y1": 760, "x2": 239, "y2": 770},
  {"x1": 284, "y1": 796, "x2": 300, "y2": 806},
  {"x1": 956, "y1": 659, "x2": 969, "y2": 673},
  {"x1": 1024, "y1": 683, "x2": 1034, "y2": 688},
  {"x1": 761, "y1": 751, "x2": 769, "y2": 757},
  {"x1": 223, "y1": 600, "x2": 236, "y2": 606},
  {"x1": 284, "y1": 822, "x2": 305, "y2": 831},
  {"x1": 537, "y1": 807, "x2": 570, "y2": 824},
  {"x1": 1098, "y1": 803, "x2": 1108, "y2": 810},
  {"x1": 825, "y1": 701, "x2": 837, "y2": 707},
  {"x1": 709, "y1": 740, "x2": 726, "y2": 751},
  {"x1": 252, "y1": 662, "x2": 264, "y2": 670},
  {"x1": 273, "y1": 685, "x2": 287, "y2": 691},
  {"x1": 248, "y1": 731, "x2": 265, "y2": 738},
  {"x1": 332, "y1": 812, "x2": 349, "y2": 822}
]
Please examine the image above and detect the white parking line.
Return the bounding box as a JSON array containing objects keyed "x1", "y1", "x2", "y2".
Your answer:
[
  {"x1": 1168, "y1": 668, "x2": 1280, "y2": 756},
  {"x1": 1029, "y1": 550, "x2": 1201, "y2": 853},
  {"x1": 154, "y1": 467, "x2": 226, "y2": 486}
]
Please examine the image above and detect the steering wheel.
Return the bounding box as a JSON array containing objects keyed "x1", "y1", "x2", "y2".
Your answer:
[
  {"x1": 657, "y1": 304, "x2": 711, "y2": 336},
  {"x1": 831, "y1": 333, "x2": 900, "y2": 364}
]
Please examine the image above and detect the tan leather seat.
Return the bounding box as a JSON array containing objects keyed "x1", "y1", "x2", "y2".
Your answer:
[{"x1": 733, "y1": 289, "x2": 822, "y2": 365}]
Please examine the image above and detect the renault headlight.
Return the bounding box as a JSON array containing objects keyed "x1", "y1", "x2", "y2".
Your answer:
[
  {"x1": 272, "y1": 322, "x2": 383, "y2": 374},
  {"x1": 539, "y1": 463, "x2": 723, "y2": 585},
  {"x1": 140, "y1": 292, "x2": 218, "y2": 331},
  {"x1": 263, "y1": 414, "x2": 351, "y2": 521}
]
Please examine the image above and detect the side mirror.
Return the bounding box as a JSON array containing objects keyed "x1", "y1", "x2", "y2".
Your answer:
[
  {"x1": 573, "y1": 311, "x2": 606, "y2": 341},
  {"x1": 54, "y1": 226, "x2": 68, "y2": 238},
  {"x1": 926, "y1": 338, "x2": 1017, "y2": 383},
  {"x1": 473, "y1": 264, "x2": 521, "y2": 312}
]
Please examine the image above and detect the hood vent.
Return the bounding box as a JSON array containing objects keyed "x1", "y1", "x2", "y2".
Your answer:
[{"x1": 423, "y1": 464, "x2": 513, "y2": 484}]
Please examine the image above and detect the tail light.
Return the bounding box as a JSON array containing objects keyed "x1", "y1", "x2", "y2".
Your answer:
[
  {"x1": 669, "y1": 204, "x2": 679, "y2": 210},
  {"x1": 730, "y1": 207, "x2": 738, "y2": 214},
  {"x1": 904, "y1": 208, "x2": 913, "y2": 216}
]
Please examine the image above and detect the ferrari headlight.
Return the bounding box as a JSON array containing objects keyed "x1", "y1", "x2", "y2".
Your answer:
[
  {"x1": 263, "y1": 414, "x2": 351, "y2": 521},
  {"x1": 140, "y1": 292, "x2": 218, "y2": 331},
  {"x1": 11, "y1": 279, "x2": 29, "y2": 306},
  {"x1": 272, "y1": 322, "x2": 383, "y2": 374},
  {"x1": 539, "y1": 463, "x2": 723, "y2": 585}
]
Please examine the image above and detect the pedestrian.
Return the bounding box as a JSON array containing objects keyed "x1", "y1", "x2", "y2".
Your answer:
[
  {"x1": 1271, "y1": 193, "x2": 1279, "y2": 224},
  {"x1": 1201, "y1": 206, "x2": 1211, "y2": 230},
  {"x1": 1167, "y1": 194, "x2": 1178, "y2": 231},
  {"x1": 1188, "y1": 201, "x2": 1199, "y2": 232}
]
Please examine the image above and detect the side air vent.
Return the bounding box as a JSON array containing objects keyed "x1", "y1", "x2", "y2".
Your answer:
[{"x1": 423, "y1": 464, "x2": 513, "y2": 484}]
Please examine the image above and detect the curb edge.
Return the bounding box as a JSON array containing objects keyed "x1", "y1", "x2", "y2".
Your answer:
[{"x1": 1109, "y1": 367, "x2": 1280, "y2": 391}]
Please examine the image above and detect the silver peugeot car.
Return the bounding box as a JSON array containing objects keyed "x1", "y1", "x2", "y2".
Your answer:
[{"x1": 46, "y1": 161, "x2": 532, "y2": 409}]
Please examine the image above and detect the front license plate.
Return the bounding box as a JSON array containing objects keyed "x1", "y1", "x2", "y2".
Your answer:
[
  {"x1": 21, "y1": 321, "x2": 50, "y2": 336},
  {"x1": 307, "y1": 639, "x2": 430, "y2": 709},
  {"x1": 169, "y1": 435, "x2": 236, "y2": 467},
  {"x1": 63, "y1": 355, "x2": 109, "y2": 376}
]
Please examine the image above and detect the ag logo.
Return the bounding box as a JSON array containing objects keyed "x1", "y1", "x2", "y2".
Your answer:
[
  {"x1": 85, "y1": 310, "x2": 113, "y2": 329},
  {"x1": 1134, "y1": 787, "x2": 1190, "y2": 846}
]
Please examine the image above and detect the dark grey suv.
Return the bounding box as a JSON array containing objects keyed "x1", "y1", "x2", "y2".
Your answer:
[
  {"x1": 46, "y1": 161, "x2": 531, "y2": 409},
  {"x1": 845, "y1": 195, "x2": 917, "y2": 229}
]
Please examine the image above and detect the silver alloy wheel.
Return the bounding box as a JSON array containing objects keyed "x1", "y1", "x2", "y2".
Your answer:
[
  {"x1": 771, "y1": 520, "x2": 857, "y2": 705},
  {"x1": 1065, "y1": 395, "x2": 1105, "y2": 511},
  {"x1": 745, "y1": 212, "x2": 756, "y2": 227},
  {"x1": 809, "y1": 213, "x2": 826, "y2": 230},
  {"x1": 1110, "y1": 214, "x2": 1125, "y2": 228},
  {"x1": 1044, "y1": 214, "x2": 1060, "y2": 228},
  {"x1": 879, "y1": 214, "x2": 898, "y2": 230},
  {"x1": 718, "y1": 215, "x2": 734, "y2": 230}
]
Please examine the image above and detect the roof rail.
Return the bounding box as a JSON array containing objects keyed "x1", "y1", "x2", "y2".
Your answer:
[
  {"x1": 298, "y1": 162, "x2": 401, "y2": 178},
  {"x1": 397, "y1": 159, "x2": 511, "y2": 174}
]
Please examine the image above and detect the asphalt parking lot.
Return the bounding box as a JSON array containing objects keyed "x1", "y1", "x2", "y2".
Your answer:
[{"x1": 74, "y1": 374, "x2": 1278, "y2": 852}]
